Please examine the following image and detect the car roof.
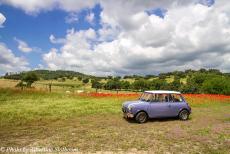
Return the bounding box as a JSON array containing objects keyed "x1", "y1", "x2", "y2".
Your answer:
[{"x1": 144, "y1": 90, "x2": 181, "y2": 94}]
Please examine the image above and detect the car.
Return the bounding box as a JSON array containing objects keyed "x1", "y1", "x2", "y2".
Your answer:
[{"x1": 122, "y1": 90, "x2": 191, "y2": 123}]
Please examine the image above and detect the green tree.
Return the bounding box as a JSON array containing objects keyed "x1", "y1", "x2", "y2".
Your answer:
[
  {"x1": 202, "y1": 77, "x2": 230, "y2": 95},
  {"x1": 82, "y1": 78, "x2": 89, "y2": 84},
  {"x1": 91, "y1": 79, "x2": 102, "y2": 92},
  {"x1": 132, "y1": 79, "x2": 150, "y2": 91},
  {"x1": 151, "y1": 79, "x2": 168, "y2": 90},
  {"x1": 121, "y1": 81, "x2": 130, "y2": 90},
  {"x1": 77, "y1": 76, "x2": 82, "y2": 81},
  {"x1": 22, "y1": 72, "x2": 39, "y2": 87}
]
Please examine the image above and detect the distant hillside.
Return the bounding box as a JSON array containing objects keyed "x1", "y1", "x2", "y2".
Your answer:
[
  {"x1": 3, "y1": 70, "x2": 91, "y2": 80},
  {"x1": 3, "y1": 68, "x2": 230, "y2": 81},
  {"x1": 2, "y1": 68, "x2": 230, "y2": 95}
]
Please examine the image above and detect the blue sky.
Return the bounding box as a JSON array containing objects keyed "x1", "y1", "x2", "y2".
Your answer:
[
  {"x1": 0, "y1": 4, "x2": 102, "y2": 70},
  {"x1": 1, "y1": 0, "x2": 229, "y2": 76}
]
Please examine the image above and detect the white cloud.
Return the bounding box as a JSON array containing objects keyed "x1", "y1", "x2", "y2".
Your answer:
[
  {"x1": 0, "y1": 43, "x2": 29, "y2": 73},
  {"x1": 14, "y1": 38, "x2": 33, "y2": 53},
  {"x1": 85, "y1": 12, "x2": 95, "y2": 24},
  {"x1": 0, "y1": 0, "x2": 98, "y2": 14},
  {"x1": 0, "y1": 13, "x2": 6, "y2": 27},
  {"x1": 49, "y1": 34, "x2": 66, "y2": 44},
  {"x1": 43, "y1": 1, "x2": 230, "y2": 75},
  {"x1": 0, "y1": 0, "x2": 55, "y2": 14},
  {"x1": 65, "y1": 12, "x2": 78, "y2": 24},
  {"x1": 2, "y1": 0, "x2": 230, "y2": 75}
]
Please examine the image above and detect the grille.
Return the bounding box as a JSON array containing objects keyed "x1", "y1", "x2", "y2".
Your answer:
[{"x1": 122, "y1": 107, "x2": 128, "y2": 113}]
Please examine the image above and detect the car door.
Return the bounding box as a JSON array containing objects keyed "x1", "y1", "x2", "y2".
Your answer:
[
  {"x1": 167, "y1": 94, "x2": 185, "y2": 116},
  {"x1": 148, "y1": 94, "x2": 172, "y2": 118}
]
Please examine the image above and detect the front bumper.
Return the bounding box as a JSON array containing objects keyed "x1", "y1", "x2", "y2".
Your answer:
[
  {"x1": 122, "y1": 106, "x2": 134, "y2": 118},
  {"x1": 123, "y1": 112, "x2": 134, "y2": 118}
]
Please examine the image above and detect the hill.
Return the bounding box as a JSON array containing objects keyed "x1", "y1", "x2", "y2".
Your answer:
[
  {"x1": 3, "y1": 70, "x2": 91, "y2": 80},
  {"x1": 2, "y1": 68, "x2": 230, "y2": 95}
]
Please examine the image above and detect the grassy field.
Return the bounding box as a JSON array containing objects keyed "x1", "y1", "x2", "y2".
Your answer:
[{"x1": 0, "y1": 88, "x2": 230, "y2": 153}]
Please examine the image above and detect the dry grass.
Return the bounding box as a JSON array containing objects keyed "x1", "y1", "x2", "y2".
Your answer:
[{"x1": 0, "y1": 88, "x2": 229, "y2": 153}]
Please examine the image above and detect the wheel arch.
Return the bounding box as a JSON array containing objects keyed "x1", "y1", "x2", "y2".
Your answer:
[
  {"x1": 178, "y1": 108, "x2": 189, "y2": 116},
  {"x1": 135, "y1": 110, "x2": 149, "y2": 118}
]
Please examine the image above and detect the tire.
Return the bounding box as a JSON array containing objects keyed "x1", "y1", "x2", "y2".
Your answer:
[
  {"x1": 135, "y1": 111, "x2": 148, "y2": 123},
  {"x1": 179, "y1": 110, "x2": 189, "y2": 120}
]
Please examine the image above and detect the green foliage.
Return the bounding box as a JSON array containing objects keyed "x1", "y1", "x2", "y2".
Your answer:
[
  {"x1": 132, "y1": 79, "x2": 150, "y2": 91},
  {"x1": 22, "y1": 72, "x2": 39, "y2": 87},
  {"x1": 82, "y1": 78, "x2": 89, "y2": 84},
  {"x1": 104, "y1": 79, "x2": 121, "y2": 90},
  {"x1": 4, "y1": 68, "x2": 230, "y2": 94},
  {"x1": 77, "y1": 76, "x2": 82, "y2": 81},
  {"x1": 202, "y1": 77, "x2": 230, "y2": 95},
  {"x1": 121, "y1": 81, "x2": 130, "y2": 89},
  {"x1": 4, "y1": 70, "x2": 88, "y2": 80},
  {"x1": 91, "y1": 79, "x2": 103, "y2": 90},
  {"x1": 151, "y1": 79, "x2": 169, "y2": 90}
]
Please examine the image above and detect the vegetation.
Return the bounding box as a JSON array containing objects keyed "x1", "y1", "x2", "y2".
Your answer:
[
  {"x1": 4, "y1": 70, "x2": 88, "y2": 80},
  {"x1": 3, "y1": 68, "x2": 230, "y2": 95},
  {"x1": 0, "y1": 88, "x2": 229, "y2": 153},
  {"x1": 16, "y1": 72, "x2": 39, "y2": 89}
]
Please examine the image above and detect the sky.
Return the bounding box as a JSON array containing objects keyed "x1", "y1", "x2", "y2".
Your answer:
[{"x1": 0, "y1": 0, "x2": 230, "y2": 76}]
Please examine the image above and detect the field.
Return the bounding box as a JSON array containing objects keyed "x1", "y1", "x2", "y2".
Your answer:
[{"x1": 0, "y1": 88, "x2": 230, "y2": 153}]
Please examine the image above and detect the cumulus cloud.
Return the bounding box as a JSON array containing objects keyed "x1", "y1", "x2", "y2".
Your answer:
[
  {"x1": 0, "y1": 43, "x2": 29, "y2": 73},
  {"x1": 65, "y1": 12, "x2": 78, "y2": 24},
  {"x1": 2, "y1": 0, "x2": 230, "y2": 75},
  {"x1": 14, "y1": 38, "x2": 33, "y2": 53},
  {"x1": 0, "y1": 0, "x2": 97, "y2": 14},
  {"x1": 0, "y1": 13, "x2": 6, "y2": 27},
  {"x1": 0, "y1": 0, "x2": 55, "y2": 14},
  {"x1": 49, "y1": 34, "x2": 66, "y2": 44},
  {"x1": 43, "y1": 1, "x2": 230, "y2": 75}
]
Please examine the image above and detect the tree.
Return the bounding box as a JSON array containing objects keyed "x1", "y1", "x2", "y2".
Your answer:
[
  {"x1": 170, "y1": 78, "x2": 181, "y2": 91},
  {"x1": 91, "y1": 79, "x2": 102, "y2": 92},
  {"x1": 202, "y1": 77, "x2": 230, "y2": 95},
  {"x1": 22, "y1": 72, "x2": 39, "y2": 87},
  {"x1": 82, "y1": 78, "x2": 89, "y2": 84},
  {"x1": 132, "y1": 79, "x2": 150, "y2": 91},
  {"x1": 77, "y1": 76, "x2": 82, "y2": 81},
  {"x1": 121, "y1": 81, "x2": 130, "y2": 90}
]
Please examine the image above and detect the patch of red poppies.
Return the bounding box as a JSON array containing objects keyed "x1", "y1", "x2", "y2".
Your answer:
[
  {"x1": 79, "y1": 92, "x2": 140, "y2": 97},
  {"x1": 79, "y1": 92, "x2": 230, "y2": 102},
  {"x1": 184, "y1": 94, "x2": 230, "y2": 100}
]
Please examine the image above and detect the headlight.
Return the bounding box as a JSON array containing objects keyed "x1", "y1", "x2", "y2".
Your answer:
[{"x1": 128, "y1": 105, "x2": 133, "y2": 111}]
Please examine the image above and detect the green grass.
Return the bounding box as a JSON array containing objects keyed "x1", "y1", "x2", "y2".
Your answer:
[
  {"x1": 0, "y1": 88, "x2": 230, "y2": 153},
  {"x1": 0, "y1": 89, "x2": 125, "y2": 126}
]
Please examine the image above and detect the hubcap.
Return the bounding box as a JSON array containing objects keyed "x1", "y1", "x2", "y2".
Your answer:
[
  {"x1": 139, "y1": 113, "x2": 146, "y2": 122},
  {"x1": 181, "y1": 111, "x2": 188, "y2": 120}
]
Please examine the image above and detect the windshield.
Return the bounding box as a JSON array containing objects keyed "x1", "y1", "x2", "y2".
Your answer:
[{"x1": 139, "y1": 92, "x2": 153, "y2": 102}]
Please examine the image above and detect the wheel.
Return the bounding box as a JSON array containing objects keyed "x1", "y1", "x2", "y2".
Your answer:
[
  {"x1": 179, "y1": 110, "x2": 189, "y2": 120},
  {"x1": 135, "y1": 111, "x2": 148, "y2": 123}
]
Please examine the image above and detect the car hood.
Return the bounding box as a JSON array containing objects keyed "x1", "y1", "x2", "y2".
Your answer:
[{"x1": 122, "y1": 100, "x2": 146, "y2": 108}]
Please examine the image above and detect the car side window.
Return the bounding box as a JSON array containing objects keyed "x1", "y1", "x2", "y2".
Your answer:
[
  {"x1": 169, "y1": 94, "x2": 183, "y2": 102},
  {"x1": 145, "y1": 93, "x2": 154, "y2": 102},
  {"x1": 155, "y1": 94, "x2": 168, "y2": 103}
]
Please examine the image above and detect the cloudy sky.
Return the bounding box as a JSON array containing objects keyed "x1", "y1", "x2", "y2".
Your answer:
[{"x1": 0, "y1": 0, "x2": 230, "y2": 76}]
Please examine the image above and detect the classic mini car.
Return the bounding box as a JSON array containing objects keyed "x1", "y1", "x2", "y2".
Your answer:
[{"x1": 122, "y1": 90, "x2": 191, "y2": 123}]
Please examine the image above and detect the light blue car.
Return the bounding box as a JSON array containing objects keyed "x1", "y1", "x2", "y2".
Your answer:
[{"x1": 122, "y1": 90, "x2": 191, "y2": 123}]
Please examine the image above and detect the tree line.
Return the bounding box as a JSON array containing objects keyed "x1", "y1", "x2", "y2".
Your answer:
[
  {"x1": 91, "y1": 69, "x2": 230, "y2": 95},
  {"x1": 3, "y1": 68, "x2": 230, "y2": 95}
]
